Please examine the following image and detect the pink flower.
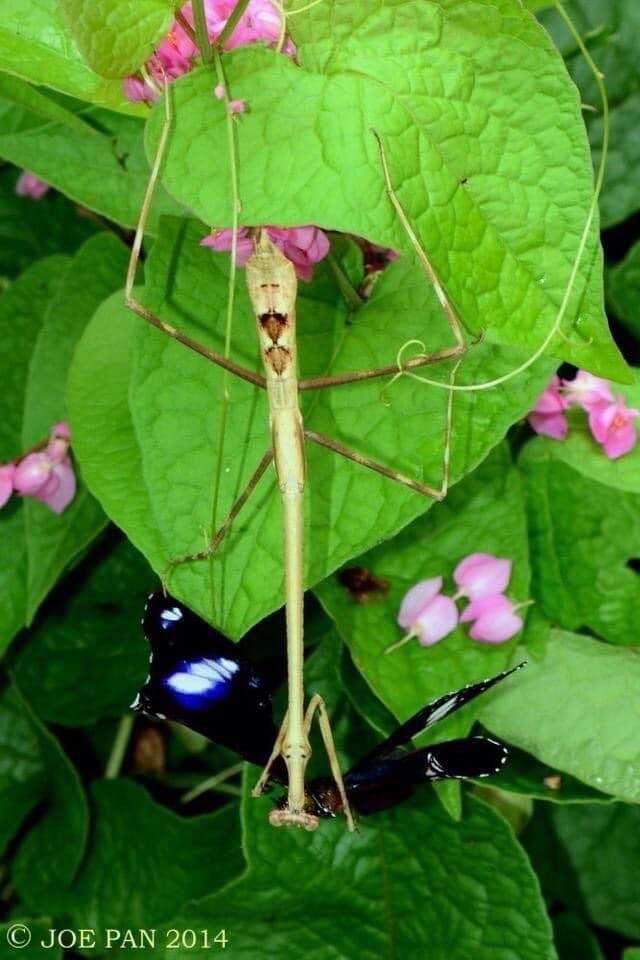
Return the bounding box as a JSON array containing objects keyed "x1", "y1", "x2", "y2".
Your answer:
[
  {"x1": 12, "y1": 422, "x2": 76, "y2": 514},
  {"x1": 0, "y1": 463, "x2": 15, "y2": 508},
  {"x1": 16, "y1": 171, "x2": 50, "y2": 200},
  {"x1": 397, "y1": 577, "x2": 442, "y2": 629},
  {"x1": 123, "y1": 0, "x2": 294, "y2": 103},
  {"x1": 588, "y1": 396, "x2": 640, "y2": 459},
  {"x1": 453, "y1": 552, "x2": 512, "y2": 600},
  {"x1": 202, "y1": 225, "x2": 330, "y2": 281},
  {"x1": 201, "y1": 228, "x2": 255, "y2": 265},
  {"x1": 527, "y1": 374, "x2": 568, "y2": 440},
  {"x1": 460, "y1": 595, "x2": 524, "y2": 644},
  {"x1": 388, "y1": 577, "x2": 458, "y2": 653},
  {"x1": 562, "y1": 370, "x2": 613, "y2": 411},
  {"x1": 213, "y1": 84, "x2": 246, "y2": 113}
]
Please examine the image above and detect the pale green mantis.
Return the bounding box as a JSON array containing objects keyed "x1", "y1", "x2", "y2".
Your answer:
[{"x1": 123, "y1": 0, "x2": 605, "y2": 830}]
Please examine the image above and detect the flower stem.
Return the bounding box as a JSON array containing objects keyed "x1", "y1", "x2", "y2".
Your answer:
[
  {"x1": 192, "y1": 0, "x2": 213, "y2": 63},
  {"x1": 104, "y1": 714, "x2": 134, "y2": 779},
  {"x1": 385, "y1": 629, "x2": 416, "y2": 655},
  {"x1": 181, "y1": 762, "x2": 244, "y2": 803}
]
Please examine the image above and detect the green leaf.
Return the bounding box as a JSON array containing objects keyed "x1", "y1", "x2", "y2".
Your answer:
[
  {"x1": 520, "y1": 442, "x2": 640, "y2": 644},
  {"x1": 537, "y1": 0, "x2": 640, "y2": 228},
  {"x1": 624, "y1": 950, "x2": 640, "y2": 960},
  {"x1": 0, "y1": 0, "x2": 144, "y2": 113},
  {"x1": 148, "y1": 0, "x2": 625, "y2": 379},
  {"x1": 58, "y1": 0, "x2": 174, "y2": 78},
  {"x1": 0, "y1": 166, "x2": 96, "y2": 281},
  {"x1": 47, "y1": 780, "x2": 243, "y2": 933},
  {"x1": 607, "y1": 239, "x2": 640, "y2": 342},
  {"x1": 551, "y1": 803, "x2": 640, "y2": 939},
  {"x1": 15, "y1": 535, "x2": 155, "y2": 726},
  {"x1": 0, "y1": 919, "x2": 61, "y2": 960},
  {"x1": 0, "y1": 74, "x2": 101, "y2": 136},
  {"x1": 0, "y1": 99, "x2": 183, "y2": 231},
  {"x1": 68, "y1": 218, "x2": 555, "y2": 637},
  {"x1": 316, "y1": 445, "x2": 530, "y2": 741},
  {"x1": 21, "y1": 234, "x2": 129, "y2": 622},
  {"x1": 553, "y1": 912, "x2": 604, "y2": 960},
  {"x1": 480, "y1": 629, "x2": 640, "y2": 802},
  {"x1": 11, "y1": 687, "x2": 89, "y2": 910},
  {"x1": 153, "y1": 777, "x2": 556, "y2": 960},
  {"x1": 0, "y1": 255, "x2": 68, "y2": 651},
  {"x1": 0, "y1": 685, "x2": 47, "y2": 856}
]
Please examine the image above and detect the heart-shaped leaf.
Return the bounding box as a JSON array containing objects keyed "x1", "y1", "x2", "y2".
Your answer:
[
  {"x1": 147, "y1": 0, "x2": 625, "y2": 378},
  {"x1": 68, "y1": 218, "x2": 554, "y2": 636}
]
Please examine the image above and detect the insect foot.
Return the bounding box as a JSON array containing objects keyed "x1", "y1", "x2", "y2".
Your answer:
[{"x1": 268, "y1": 807, "x2": 320, "y2": 831}]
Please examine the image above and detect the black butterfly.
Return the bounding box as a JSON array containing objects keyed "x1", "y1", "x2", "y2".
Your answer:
[{"x1": 134, "y1": 592, "x2": 522, "y2": 817}]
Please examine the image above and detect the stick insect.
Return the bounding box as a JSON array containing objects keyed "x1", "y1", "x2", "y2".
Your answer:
[{"x1": 124, "y1": 0, "x2": 605, "y2": 831}]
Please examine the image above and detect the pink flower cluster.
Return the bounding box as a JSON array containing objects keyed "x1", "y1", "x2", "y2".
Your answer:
[
  {"x1": 123, "y1": 0, "x2": 294, "y2": 102},
  {"x1": 528, "y1": 370, "x2": 639, "y2": 460},
  {"x1": 0, "y1": 422, "x2": 76, "y2": 515},
  {"x1": 202, "y1": 225, "x2": 330, "y2": 281},
  {"x1": 389, "y1": 552, "x2": 526, "y2": 653},
  {"x1": 15, "y1": 171, "x2": 50, "y2": 200}
]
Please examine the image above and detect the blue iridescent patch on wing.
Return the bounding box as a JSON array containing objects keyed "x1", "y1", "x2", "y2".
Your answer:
[{"x1": 162, "y1": 656, "x2": 239, "y2": 708}]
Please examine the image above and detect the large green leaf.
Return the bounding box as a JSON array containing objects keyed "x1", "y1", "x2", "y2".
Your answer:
[
  {"x1": 520, "y1": 441, "x2": 640, "y2": 644},
  {"x1": 46, "y1": 780, "x2": 243, "y2": 933},
  {"x1": 147, "y1": 0, "x2": 625, "y2": 379},
  {"x1": 58, "y1": 0, "x2": 174, "y2": 78},
  {"x1": 537, "y1": 0, "x2": 640, "y2": 228},
  {"x1": 0, "y1": 255, "x2": 68, "y2": 651},
  {"x1": 0, "y1": 100, "x2": 183, "y2": 232},
  {"x1": 15, "y1": 535, "x2": 155, "y2": 726},
  {"x1": 21, "y1": 234, "x2": 128, "y2": 622},
  {"x1": 68, "y1": 217, "x2": 554, "y2": 636},
  {"x1": 316, "y1": 445, "x2": 530, "y2": 741},
  {"x1": 550, "y1": 804, "x2": 640, "y2": 940},
  {"x1": 607, "y1": 240, "x2": 640, "y2": 342},
  {"x1": 10, "y1": 686, "x2": 89, "y2": 910},
  {"x1": 151, "y1": 777, "x2": 555, "y2": 960},
  {"x1": 0, "y1": 685, "x2": 47, "y2": 856},
  {"x1": 480, "y1": 629, "x2": 640, "y2": 801},
  {"x1": 0, "y1": 0, "x2": 144, "y2": 113}
]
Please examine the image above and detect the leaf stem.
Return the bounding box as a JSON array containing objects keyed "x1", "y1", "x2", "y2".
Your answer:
[
  {"x1": 215, "y1": 0, "x2": 252, "y2": 50},
  {"x1": 105, "y1": 714, "x2": 134, "y2": 779},
  {"x1": 192, "y1": 0, "x2": 213, "y2": 64}
]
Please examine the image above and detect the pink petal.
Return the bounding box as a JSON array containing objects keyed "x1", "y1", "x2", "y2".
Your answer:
[
  {"x1": 527, "y1": 411, "x2": 568, "y2": 440},
  {"x1": 601, "y1": 424, "x2": 637, "y2": 459},
  {"x1": 397, "y1": 577, "x2": 443, "y2": 630},
  {"x1": 454, "y1": 553, "x2": 512, "y2": 600},
  {"x1": 414, "y1": 595, "x2": 459, "y2": 647},
  {"x1": 36, "y1": 457, "x2": 76, "y2": 514},
  {"x1": 530, "y1": 375, "x2": 567, "y2": 415},
  {"x1": 229, "y1": 98, "x2": 246, "y2": 114},
  {"x1": 122, "y1": 75, "x2": 155, "y2": 102},
  {"x1": 214, "y1": 83, "x2": 224, "y2": 99},
  {"x1": 13, "y1": 453, "x2": 53, "y2": 496},
  {"x1": 460, "y1": 593, "x2": 512, "y2": 624},
  {"x1": 470, "y1": 607, "x2": 523, "y2": 644},
  {"x1": 563, "y1": 370, "x2": 613, "y2": 411},
  {"x1": 0, "y1": 463, "x2": 15, "y2": 508}
]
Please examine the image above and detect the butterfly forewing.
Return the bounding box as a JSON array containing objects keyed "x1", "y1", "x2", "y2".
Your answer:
[{"x1": 133, "y1": 592, "x2": 285, "y2": 776}]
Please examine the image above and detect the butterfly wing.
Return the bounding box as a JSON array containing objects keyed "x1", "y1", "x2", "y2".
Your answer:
[
  {"x1": 348, "y1": 662, "x2": 525, "y2": 775},
  {"x1": 133, "y1": 592, "x2": 285, "y2": 778},
  {"x1": 343, "y1": 737, "x2": 508, "y2": 815}
]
